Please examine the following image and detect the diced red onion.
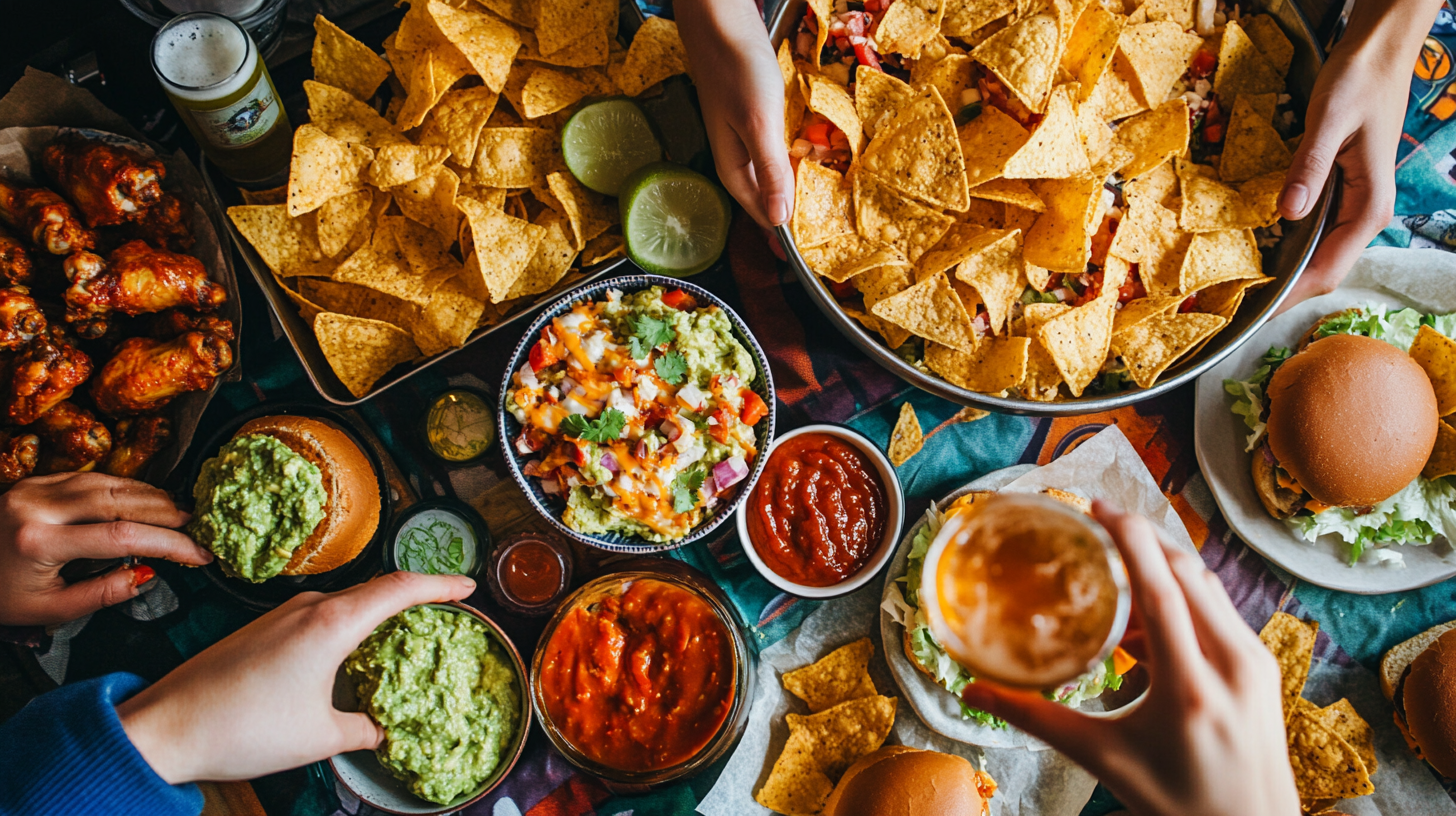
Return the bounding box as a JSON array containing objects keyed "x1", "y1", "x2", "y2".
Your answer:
[
  {"x1": 702, "y1": 474, "x2": 718, "y2": 497},
  {"x1": 713, "y1": 456, "x2": 750, "y2": 490},
  {"x1": 518, "y1": 361, "x2": 539, "y2": 389},
  {"x1": 541, "y1": 480, "x2": 561, "y2": 495},
  {"x1": 600, "y1": 452, "x2": 620, "y2": 473},
  {"x1": 635, "y1": 438, "x2": 650, "y2": 459},
  {"x1": 515, "y1": 433, "x2": 536, "y2": 455}
]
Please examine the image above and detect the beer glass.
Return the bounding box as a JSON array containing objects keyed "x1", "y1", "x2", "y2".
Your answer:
[
  {"x1": 920, "y1": 493, "x2": 1131, "y2": 690},
  {"x1": 151, "y1": 12, "x2": 292, "y2": 183}
]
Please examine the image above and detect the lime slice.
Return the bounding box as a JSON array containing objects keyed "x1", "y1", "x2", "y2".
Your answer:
[
  {"x1": 561, "y1": 98, "x2": 663, "y2": 196},
  {"x1": 619, "y1": 163, "x2": 730, "y2": 277}
]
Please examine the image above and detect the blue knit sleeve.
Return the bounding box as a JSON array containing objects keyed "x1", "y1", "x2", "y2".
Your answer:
[{"x1": 0, "y1": 673, "x2": 203, "y2": 816}]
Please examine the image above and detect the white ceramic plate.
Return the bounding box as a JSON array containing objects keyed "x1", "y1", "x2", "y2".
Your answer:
[{"x1": 1193, "y1": 287, "x2": 1456, "y2": 594}]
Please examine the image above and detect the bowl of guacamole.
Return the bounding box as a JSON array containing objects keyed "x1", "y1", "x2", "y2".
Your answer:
[{"x1": 331, "y1": 603, "x2": 530, "y2": 813}]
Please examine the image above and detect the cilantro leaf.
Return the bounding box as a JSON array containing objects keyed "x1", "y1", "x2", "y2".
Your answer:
[
  {"x1": 559, "y1": 409, "x2": 627, "y2": 443},
  {"x1": 629, "y1": 314, "x2": 676, "y2": 359},
  {"x1": 655, "y1": 351, "x2": 688, "y2": 385},
  {"x1": 671, "y1": 467, "x2": 707, "y2": 514}
]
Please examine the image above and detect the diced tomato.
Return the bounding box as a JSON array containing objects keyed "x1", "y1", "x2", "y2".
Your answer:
[
  {"x1": 661, "y1": 289, "x2": 696, "y2": 310},
  {"x1": 708, "y1": 408, "x2": 733, "y2": 444},
  {"x1": 1118, "y1": 267, "x2": 1147, "y2": 304},
  {"x1": 518, "y1": 426, "x2": 549, "y2": 453},
  {"x1": 1090, "y1": 216, "x2": 1115, "y2": 267},
  {"x1": 805, "y1": 9, "x2": 819, "y2": 33},
  {"x1": 1179, "y1": 294, "x2": 1199, "y2": 313},
  {"x1": 853, "y1": 41, "x2": 882, "y2": 72},
  {"x1": 828, "y1": 279, "x2": 858, "y2": 300},
  {"x1": 570, "y1": 439, "x2": 591, "y2": 465},
  {"x1": 1190, "y1": 49, "x2": 1217, "y2": 79},
  {"x1": 1072, "y1": 271, "x2": 1104, "y2": 307},
  {"x1": 843, "y1": 12, "x2": 867, "y2": 37},
  {"x1": 1203, "y1": 96, "x2": 1226, "y2": 143},
  {"x1": 802, "y1": 120, "x2": 832, "y2": 146},
  {"x1": 529, "y1": 339, "x2": 558, "y2": 371},
  {"x1": 865, "y1": 0, "x2": 887, "y2": 12},
  {"x1": 1204, "y1": 122, "x2": 1225, "y2": 143},
  {"x1": 740, "y1": 390, "x2": 769, "y2": 426}
]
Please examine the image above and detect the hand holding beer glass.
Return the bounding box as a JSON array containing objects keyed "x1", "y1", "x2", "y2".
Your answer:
[{"x1": 928, "y1": 497, "x2": 1301, "y2": 816}]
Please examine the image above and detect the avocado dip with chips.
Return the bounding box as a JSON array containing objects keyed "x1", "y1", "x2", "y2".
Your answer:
[
  {"x1": 188, "y1": 434, "x2": 326, "y2": 583},
  {"x1": 345, "y1": 606, "x2": 521, "y2": 805}
]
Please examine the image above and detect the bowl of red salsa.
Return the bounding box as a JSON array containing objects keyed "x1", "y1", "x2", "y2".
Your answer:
[
  {"x1": 529, "y1": 561, "x2": 754, "y2": 785},
  {"x1": 738, "y1": 424, "x2": 905, "y2": 598}
]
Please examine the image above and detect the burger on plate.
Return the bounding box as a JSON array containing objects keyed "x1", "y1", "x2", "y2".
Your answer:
[
  {"x1": 189, "y1": 415, "x2": 380, "y2": 583},
  {"x1": 1382, "y1": 621, "x2": 1456, "y2": 778},
  {"x1": 823, "y1": 747, "x2": 996, "y2": 816},
  {"x1": 1225, "y1": 306, "x2": 1455, "y2": 564},
  {"x1": 883, "y1": 489, "x2": 1135, "y2": 725}
]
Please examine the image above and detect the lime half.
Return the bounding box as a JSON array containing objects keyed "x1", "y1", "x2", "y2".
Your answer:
[
  {"x1": 561, "y1": 98, "x2": 662, "y2": 196},
  {"x1": 619, "y1": 163, "x2": 730, "y2": 277}
]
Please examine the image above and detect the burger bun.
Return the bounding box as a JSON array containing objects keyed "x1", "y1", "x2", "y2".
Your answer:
[{"x1": 823, "y1": 747, "x2": 992, "y2": 816}]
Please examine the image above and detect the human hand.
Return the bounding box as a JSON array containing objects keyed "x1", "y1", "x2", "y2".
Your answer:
[
  {"x1": 116, "y1": 571, "x2": 476, "y2": 784},
  {"x1": 958, "y1": 502, "x2": 1299, "y2": 816},
  {"x1": 676, "y1": 0, "x2": 795, "y2": 228},
  {"x1": 1277, "y1": 0, "x2": 1443, "y2": 308},
  {"x1": 0, "y1": 472, "x2": 212, "y2": 627}
]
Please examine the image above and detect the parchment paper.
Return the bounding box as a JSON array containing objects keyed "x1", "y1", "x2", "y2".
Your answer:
[
  {"x1": 0, "y1": 69, "x2": 242, "y2": 484},
  {"x1": 700, "y1": 426, "x2": 1193, "y2": 816}
]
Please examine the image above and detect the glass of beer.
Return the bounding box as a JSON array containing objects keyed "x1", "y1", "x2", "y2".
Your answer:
[
  {"x1": 920, "y1": 493, "x2": 1131, "y2": 690},
  {"x1": 151, "y1": 12, "x2": 292, "y2": 183}
]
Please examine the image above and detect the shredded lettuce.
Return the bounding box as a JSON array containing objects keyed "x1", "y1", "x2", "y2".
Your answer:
[
  {"x1": 1222, "y1": 346, "x2": 1290, "y2": 451},
  {"x1": 1295, "y1": 477, "x2": 1456, "y2": 564},
  {"x1": 1314, "y1": 305, "x2": 1434, "y2": 350}
]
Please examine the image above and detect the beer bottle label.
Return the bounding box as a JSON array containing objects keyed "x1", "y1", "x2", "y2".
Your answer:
[{"x1": 188, "y1": 73, "x2": 280, "y2": 149}]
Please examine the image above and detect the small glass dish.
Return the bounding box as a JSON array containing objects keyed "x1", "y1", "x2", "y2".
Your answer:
[
  {"x1": 485, "y1": 532, "x2": 574, "y2": 617},
  {"x1": 529, "y1": 561, "x2": 754, "y2": 787},
  {"x1": 421, "y1": 388, "x2": 496, "y2": 464},
  {"x1": 384, "y1": 500, "x2": 490, "y2": 579}
]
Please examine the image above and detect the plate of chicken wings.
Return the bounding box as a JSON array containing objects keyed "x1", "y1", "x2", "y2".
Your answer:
[{"x1": 0, "y1": 126, "x2": 239, "y2": 487}]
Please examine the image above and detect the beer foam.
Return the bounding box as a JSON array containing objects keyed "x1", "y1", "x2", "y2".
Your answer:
[{"x1": 153, "y1": 15, "x2": 254, "y2": 100}]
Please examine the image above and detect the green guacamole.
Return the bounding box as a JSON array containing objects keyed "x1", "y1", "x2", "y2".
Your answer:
[
  {"x1": 345, "y1": 606, "x2": 520, "y2": 805},
  {"x1": 188, "y1": 434, "x2": 326, "y2": 583}
]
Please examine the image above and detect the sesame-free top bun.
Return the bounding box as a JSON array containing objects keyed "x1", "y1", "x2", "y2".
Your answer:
[
  {"x1": 236, "y1": 415, "x2": 380, "y2": 575},
  {"x1": 1403, "y1": 628, "x2": 1456, "y2": 778},
  {"x1": 823, "y1": 747, "x2": 990, "y2": 816},
  {"x1": 1266, "y1": 334, "x2": 1438, "y2": 508}
]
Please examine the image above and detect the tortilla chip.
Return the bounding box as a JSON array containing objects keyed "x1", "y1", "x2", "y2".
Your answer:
[
  {"x1": 1409, "y1": 324, "x2": 1456, "y2": 416},
  {"x1": 1179, "y1": 160, "x2": 1282, "y2": 231},
  {"x1": 410, "y1": 274, "x2": 486, "y2": 356},
  {"x1": 1194, "y1": 275, "x2": 1271, "y2": 319},
  {"x1": 953, "y1": 229, "x2": 1024, "y2": 335},
  {"x1": 1024, "y1": 175, "x2": 1101, "y2": 273},
  {"x1": 1215, "y1": 20, "x2": 1285, "y2": 101},
  {"x1": 1111, "y1": 294, "x2": 1179, "y2": 335},
  {"x1": 611, "y1": 16, "x2": 689, "y2": 97},
  {"x1": 398, "y1": 38, "x2": 477, "y2": 130},
  {"x1": 382, "y1": 216, "x2": 455, "y2": 278},
  {"x1": 876, "y1": 0, "x2": 946, "y2": 55},
  {"x1": 970, "y1": 10, "x2": 1060, "y2": 113},
  {"x1": 955, "y1": 107, "x2": 1029, "y2": 190},
  {"x1": 1221, "y1": 93, "x2": 1293, "y2": 184},
  {"x1": 1061, "y1": 6, "x2": 1125, "y2": 102},
  {"x1": 474, "y1": 0, "x2": 534, "y2": 26},
  {"x1": 1037, "y1": 294, "x2": 1116, "y2": 396},
  {"x1": 315, "y1": 312, "x2": 421, "y2": 397},
  {"x1": 306, "y1": 80, "x2": 409, "y2": 149},
  {"x1": 1087, "y1": 49, "x2": 1149, "y2": 121},
  {"x1": 967, "y1": 178, "x2": 1045, "y2": 214},
  {"x1": 1243, "y1": 14, "x2": 1295, "y2": 77},
  {"x1": 783, "y1": 639, "x2": 880, "y2": 713},
  {"x1": 754, "y1": 696, "x2": 897, "y2": 816},
  {"x1": 1424, "y1": 420, "x2": 1456, "y2": 481},
  {"x1": 313, "y1": 16, "x2": 391, "y2": 102},
  {"x1": 1003, "y1": 83, "x2": 1090, "y2": 179},
  {"x1": 1120, "y1": 22, "x2": 1202, "y2": 108},
  {"x1": 1315, "y1": 699, "x2": 1377, "y2": 776},
  {"x1": 419, "y1": 87, "x2": 498, "y2": 168},
  {"x1": 871, "y1": 272, "x2": 979, "y2": 352},
  {"x1": 316, "y1": 189, "x2": 374, "y2": 259},
  {"x1": 803, "y1": 233, "x2": 911, "y2": 283},
  {"x1": 1125, "y1": 160, "x2": 1179, "y2": 207},
  {"x1": 856, "y1": 264, "x2": 915, "y2": 305},
  {"x1": 393, "y1": 165, "x2": 460, "y2": 239},
  {"x1": 333, "y1": 237, "x2": 448, "y2": 307},
  {"x1": 532, "y1": 0, "x2": 611, "y2": 56},
  {"x1": 1179, "y1": 229, "x2": 1262, "y2": 293},
  {"x1": 229, "y1": 204, "x2": 333, "y2": 278},
  {"x1": 911, "y1": 53, "x2": 975, "y2": 118},
  {"x1": 287, "y1": 125, "x2": 372, "y2": 216},
  {"x1": 300, "y1": 278, "x2": 416, "y2": 327},
  {"x1": 855, "y1": 172, "x2": 955, "y2": 263},
  {"x1": 472, "y1": 128, "x2": 564, "y2": 189},
  {"x1": 926, "y1": 336, "x2": 1030, "y2": 393},
  {"x1": 854, "y1": 67, "x2": 914, "y2": 142},
  {"x1": 862, "y1": 87, "x2": 970, "y2": 211},
  {"x1": 887, "y1": 403, "x2": 924, "y2": 466},
  {"x1": 1116, "y1": 312, "x2": 1225, "y2": 387},
  {"x1": 545, "y1": 171, "x2": 614, "y2": 250},
  {"x1": 457, "y1": 195, "x2": 547, "y2": 302},
  {"x1": 807, "y1": 74, "x2": 866, "y2": 157},
  {"x1": 516, "y1": 67, "x2": 589, "y2": 120},
  {"x1": 1113, "y1": 98, "x2": 1189, "y2": 181},
  {"x1": 1259, "y1": 612, "x2": 1318, "y2": 724},
  {"x1": 1078, "y1": 96, "x2": 1118, "y2": 169},
  {"x1": 507, "y1": 210, "x2": 577, "y2": 300},
  {"x1": 942, "y1": 0, "x2": 1015, "y2": 37},
  {"x1": 1287, "y1": 709, "x2": 1374, "y2": 801},
  {"x1": 793, "y1": 161, "x2": 855, "y2": 249},
  {"x1": 808, "y1": 0, "x2": 834, "y2": 69},
  {"x1": 1113, "y1": 201, "x2": 1189, "y2": 296},
  {"x1": 367, "y1": 143, "x2": 449, "y2": 189},
  {"x1": 519, "y1": 27, "x2": 610, "y2": 68}
]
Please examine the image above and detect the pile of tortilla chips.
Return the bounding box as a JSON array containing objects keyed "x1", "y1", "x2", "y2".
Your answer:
[
  {"x1": 755, "y1": 638, "x2": 899, "y2": 816},
  {"x1": 1258, "y1": 612, "x2": 1377, "y2": 813},
  {"x1": 785, "y1": 0, "x2": 1300, "y2": 401},
  {"x1": 228, "y1": 5, "x2": 691, "y2": 397}
]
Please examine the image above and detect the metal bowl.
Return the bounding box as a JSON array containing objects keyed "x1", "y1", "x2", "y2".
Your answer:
[
  {"x1": 498, "y1": 274, "x2": 777, "y2": 554},
  {"x1": 768, "y1": 0, "x2": 1333, "y2": 416}
]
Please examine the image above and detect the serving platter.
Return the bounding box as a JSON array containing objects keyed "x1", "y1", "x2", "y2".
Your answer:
[
  {"x1": 766, "y1": 0, "x2": 1334, "y2": 415},
  {"x1": 1194, "y1": 287, "x2": 1456, "y2": 594}
]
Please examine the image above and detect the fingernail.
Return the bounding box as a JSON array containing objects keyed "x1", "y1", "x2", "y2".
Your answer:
[
  {"x1": 769, "y1": 195, "x2": 791, "y2": 226},
  {"x1": 1280, "y1": 183, "x2": 1308, "y2": 216},
  {"x1": 130, "y1": 565, "x2": 156, "y2": 587},
  {"x1": 461, "y1": 577, "x2": 476, "y2": 590}
]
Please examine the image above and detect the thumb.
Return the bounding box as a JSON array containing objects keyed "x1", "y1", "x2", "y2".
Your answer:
[
  {"x1": 330, "y1": 710, "x2": 385, "y2": 754},
  {"x1": 741, "y1": 109, "x2": 794, "y2": 227},
  {"x1": 960, "y1": 681, "x2": 1112, "y2": 769},
  {"x1": 45, "y1": 565, "x2": 154, "y2": 623},
  {"x1": 1279, "y1": 100, "x2": 1345, "y2": 221}
]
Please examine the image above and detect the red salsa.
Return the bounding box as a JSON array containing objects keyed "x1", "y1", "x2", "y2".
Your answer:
[
  {"x1": 537, "y1": 579, "x2": 736, "y2": 772},
  {"x1": 502, "y1": 538, "x2": 564, "y2": 605},
  {"x1": 746, "y1": 433, "x2": 887, "y2": 586}
]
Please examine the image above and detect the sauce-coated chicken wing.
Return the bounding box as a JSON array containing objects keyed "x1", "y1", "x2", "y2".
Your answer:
[
  {"x1": 30, "y1": 400, "x2": 111, "y2": 474},
  {"x1": 148, "y1": 308, "x2": 235, "y2": 342},
  {"x1": 0, "y1": 428, "x2": 40, "y2": 484},
  {"x1": 0, "y1": 177, "x2": 96, "y2": 255},
  {"x1": 43, "y1": 137, "x2": 165, "y2": 228},
  {"x1": 0, "y1": 224, "x2": 32, "y2": 285},
  {"x1": 2, "y1": 330, "x2": 92, "y2": 425},
  {"x1": 90, "y1": 330, "x2": 232, "y2": 416},
  {"x1": 64, "y1": 241, "x2": 228, "y2": 338},
  {"x1": 0, "y1": 287, "x2": 46, "y2": 351},
  {"x1": 100, "y1": 414, "x2": 172, "y2": 479},
  {"x1": 124, "y1": 193, "x2": 194, "y2": 252}
]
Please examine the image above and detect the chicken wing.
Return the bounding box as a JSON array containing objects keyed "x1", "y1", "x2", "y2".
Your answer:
[
  {"x1": 90, "y1": 330, "x2": 232, "y2": 416},
  {"x1": 0, "y1": 177, "x2": 96, "y2": 255},
  {"x1": 0, "y1": 224, "x2": 32, "y2": 285},
  {"x1": 124, "y1": 193, "x2": 194, "y2": 252},
  {"x1": 30, "y1": 400, "x2": 112, "y2": 474},
  {"x1": 148, "y1": 308, "x2": 235, "y2": 342},
  {"x1": 99, "y1": 414, "x2": 172, "y2": 479},
  {"x1": 0, "y1": 428, "x2": 40, "y2": 484},
  {"x1": 2, "y1": 329, "x2": 92, "y2": 425},
  {"x1": 0, "y1": 286, "x2": 46, "y2": 351},
  {"x1": 42, "y1": 136, "x2": 165, "y2": 228},
  {"x1": 64, "y1": 241, "x2": 228, "y2": 338}
]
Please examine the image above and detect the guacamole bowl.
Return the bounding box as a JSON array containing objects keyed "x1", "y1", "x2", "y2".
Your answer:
[
  {"x1": 499, "y1": 274, "x2": 777, "y2": 554},
  {"x1": 329, "y1": 602, "x2": 531, "y2": 815}
]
